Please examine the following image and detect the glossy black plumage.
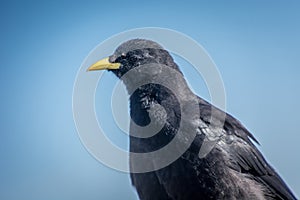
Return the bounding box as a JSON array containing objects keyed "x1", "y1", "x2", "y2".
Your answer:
[{"x1": 106, "y1": 39, "x2": 296, "y2": 200}]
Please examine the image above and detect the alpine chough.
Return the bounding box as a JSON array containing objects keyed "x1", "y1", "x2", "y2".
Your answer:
[{"x1": 88, "y1": 39, "x2": 296, "y2": 200}]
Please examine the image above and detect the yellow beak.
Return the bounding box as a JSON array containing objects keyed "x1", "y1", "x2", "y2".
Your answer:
[{"x1": 87, "y1": 57, "x2": 121, "y2": 71}]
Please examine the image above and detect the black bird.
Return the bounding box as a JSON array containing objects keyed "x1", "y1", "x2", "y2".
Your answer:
[{"x1": 88, "y1": 39, "x2": 296, "y2": 200}]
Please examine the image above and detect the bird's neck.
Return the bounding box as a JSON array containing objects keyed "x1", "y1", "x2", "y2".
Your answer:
[
  {"x1": 129, "y1": 84, "x2": 169, "y2": 126},
  {"x1": 127, "y1": 69, "x2": 197, "y2": 125},
  {"x1": 128, "y1": 84, "x2": 181, "y2": 152}
]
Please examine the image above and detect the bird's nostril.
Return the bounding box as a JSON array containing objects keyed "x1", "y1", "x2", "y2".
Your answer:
[{"x1": 109, "y1": 55, "x2": 117, "y2": 63}]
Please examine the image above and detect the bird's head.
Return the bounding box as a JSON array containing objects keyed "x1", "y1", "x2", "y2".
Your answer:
[{"x1": 87, "y1": 39, "x2": 180, "y2": 79}]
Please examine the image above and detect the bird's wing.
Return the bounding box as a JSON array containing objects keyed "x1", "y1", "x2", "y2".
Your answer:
[{"x1": 198, "y1": 97, "x2": 296, "y2": 200}]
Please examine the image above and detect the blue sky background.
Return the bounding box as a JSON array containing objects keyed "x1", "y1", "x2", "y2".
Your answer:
[{"x1": 1, "y1": 1, "x2": 299, "y2": 199}]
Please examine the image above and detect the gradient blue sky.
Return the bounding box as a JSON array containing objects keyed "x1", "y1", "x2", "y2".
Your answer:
[{"x1": 1, "y1": 1, "x2": 299, "y2": 199}]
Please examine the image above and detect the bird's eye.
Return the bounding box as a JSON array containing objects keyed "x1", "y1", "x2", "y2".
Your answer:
[{"x1": 121, "y1": 53, "x2": 126, "y2": 58}]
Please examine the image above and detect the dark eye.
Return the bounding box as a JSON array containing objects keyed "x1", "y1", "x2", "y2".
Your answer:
[
  {"x1": 121, "y1": 53, "x2": 126, "y2": 58},
  {"x1": 115, "y1": 53, "x2": 127, "y2": 63}
]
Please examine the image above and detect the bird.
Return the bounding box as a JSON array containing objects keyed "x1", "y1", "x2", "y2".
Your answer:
[{"x1": 87, "y1": 39, "x2": 296, "y2": 200}]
